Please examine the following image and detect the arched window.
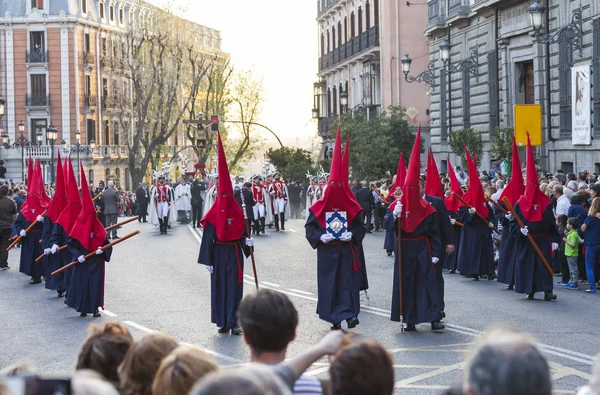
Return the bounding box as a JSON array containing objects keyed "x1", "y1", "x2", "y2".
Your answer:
[
  {"x1": 332, "y1": 26, "x2": 336, "y2": 49},
  {"x1": 350, "y1": 12, "x2": 355, "y2": 37},
  {"x1": 337, "y1": 21, "x2": 342, "y2": 47},
  {"x1": 326, "y1": 29, "x2": 330, "y2": 53},
  {"x1": 366, "y1": 2, "x2": 371, "y2": 30},
  {"x1": 332, "y1": 85, "x2": 337, "y2": 115},
  {"x1": 88, "y1": 169, "x2": 94, "y2": 184},
  {"x1": 358, "y1": 7, "x2": 363, "y2": 34},
  {"x1": 115, "y1": 168, "x2": 121, "y2": 183},
  {"x1": 320, "y1": 33, "x2": 325, "y2": 56},
  {"x1": 105, "y1": 168, "x2": 110, "y2": 182},
  {"x1": 327, "y1": 88, "x2": 332, "y2": 117},
  {"x1": 113, "y1": 122, "x2": 119, "y2": 145},
  {"x1": 344, "y1": 17, "x2": 348, "y2": 43}
]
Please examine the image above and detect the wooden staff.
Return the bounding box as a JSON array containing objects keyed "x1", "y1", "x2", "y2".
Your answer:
[
  {"x1": 92, "y1": 193, "x2": 102, "y2": 202},
  {"x1": 371, "y1": 186, "x2": 390, "y2": 205},
  {"x1": 485, "y1": 194, "x2": 509, "y2": 215},
  {"x1": 393, "y1": 188, "x2": 404, "y2": 332},
  {"x1": 240, "y1": 189, "x2": 259, "y2": 290},
  {"x1": 36, "y1": 216, "x2": 140, "y2": 262},
  {"x1": 51, "y1": 230, "x2": 140, "y2": 276},
  {"x1": 501, "y1": 197, "x2": 554, "y2": 276},
  {"x1": 7, "y1": 209, "x2": 48, "y2": 251},
  {"x1": 452, "y1": 193, "x2": 499, "y2": 233}
]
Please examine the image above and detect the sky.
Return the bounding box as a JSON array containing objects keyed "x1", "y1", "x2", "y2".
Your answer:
[{"x1": 149, "y1": 0, "x2": 318, "y2": 152}]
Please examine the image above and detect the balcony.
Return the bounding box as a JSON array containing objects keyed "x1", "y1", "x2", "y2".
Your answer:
[
  {"x1": 318, "y1": 115, "x2": 337, "y2": 138},
  {"x1": 448, "y1": 0, "x2": 470, "y2": 19},
  {"x1": 101, "y1": 55, "x2": 112, "y2": 68},
  {"x1": 84, "y1": 94, "x2": 97, "y2": 108},
  {"x1": 317, "y1": 0, "x2": 342, "y2": 17},
  {"x1": 25, "y1": 94, "x2": 50, "y2": 107},
  {"x1": 83, "y1": 51, "x2": 95, "y2": 65},
  {"x1": 318, "y1": 25, "x2": 379, "y2": 72},
  {"x1": 26, "y1": 50, "x2": 48, "y2": 63}
]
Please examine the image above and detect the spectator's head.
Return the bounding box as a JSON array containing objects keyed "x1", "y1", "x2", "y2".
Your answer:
[
  {"x1": 361, "y1": 180, "x2": 367, "y2": 188},
  {"x1": 118, "y1": 332, "x2": 179, "y2": 395},
  {"x1": 329, "y1": 335, "x2": 394, "y2": 395},
  {"x1": 243, "y1": 182, "x2": 252, "y2": 189},
  {"x1": 567, "y1": 217, "x2": 579, "y2": 230},
  {"x1": 190, "y1": 364, "x2": 291, "y2": 395},
  {"x1": 552, "y1": 185, "x2": 564, "y2": 198},
  {"x1": 462, "y1": 327, "x2": 552, "y2": 395},
  {"x1": 152, "y1": 346, "x2": 218, "y2": 395},
  {"x1": 567, "y1": 180, "x2": 579, "y2": 192},
  {"x1": 72, "y1": 370, "x2": 120, "y2": 395},
  {"x1": 571, "y1": 194, "x2": 586, "y2": 207},
  {"x1": 108, "y1": 181, "x2": 115, "y2": 189},
  {"x1": 555, "y1": 173, "x2": 567, "y2": 185},
  {"x1": 567, "y1": 173, "x2": 576, "y2": 181},
  {"x1": 0, "y1": 185, "x2": 8, "y2": 197},
  {"x1": 238, "y1": 289, "x2": 298, "y2": 361},
  {"x1": 590, "y1": 183, "x2": 600, "y2": 199},
  {"x1": 98, "y1": 180, "x2": 105, "y2": 189},
  {"x1": 539, "y1": 183, "x2": 549, "y2": 195},
  {"x1": 589, "y1": 197, "x2": 600, "y2": 217},
  {"x1": 75, "y1": 323, "x2": 134, "y2": 385},
  {"x1": 578, "y1": 172, "x2": 588, "y2": 182},
  {"x1": 556, "y1": 214, "x2": 568, "y2": 228},
  {"x1": 495, "y1": 180, "x2": 504, "y2": 190}
]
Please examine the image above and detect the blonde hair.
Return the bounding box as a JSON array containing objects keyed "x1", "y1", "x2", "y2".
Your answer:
[
  {"x1": 118, "y1": 332, "x2": 179, "y2": 395},
  {"x1": 72, "y1": 370, "x2": 119, "y2": 395},
  {"x1": 152, "y1": 346, "x2": 218, "y2": 395},
  {"x1": 589, "y1": 197, "x2": 600, "y2": 217}
]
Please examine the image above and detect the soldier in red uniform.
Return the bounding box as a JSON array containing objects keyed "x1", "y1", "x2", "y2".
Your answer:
[
  {"x1": 268, "y1": 173, "x2": 289, "y2": 231},
  {"x1": 251, "y1": 175, "x2": 267, "y2": 235},
  {"x1": 150, "y1": 175, "x2": 174, "y2": 234}
]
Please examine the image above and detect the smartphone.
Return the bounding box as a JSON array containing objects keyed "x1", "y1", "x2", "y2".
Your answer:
[{"x1": 1, "y1": 376, "x2": 71, "y2": 395}]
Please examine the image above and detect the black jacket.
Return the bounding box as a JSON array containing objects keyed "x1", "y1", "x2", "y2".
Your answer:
[
  {"x1": 191, "y1": 181, "x2": 204, "y2": 207},
  {"x1": 355, "y1": 187, "x2": 375, "y2": 211},
  {"x1": 234, "y1": 189, "x2": 255, "y2": 220},
  {"x1": 425, "y1": 194, "x2": 456, "y2": 246},
  {"x1": 135, "y1": 187, "x2": 149, "y2": 206}
]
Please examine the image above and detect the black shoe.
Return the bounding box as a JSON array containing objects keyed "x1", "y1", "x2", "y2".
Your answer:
[
  {"x1": 449, "y1": 269, "x2": 456, "y2": 274},
  {"x1": 107, "y1": 236, "x2": 112, "y2": 240},
  {"x1": 431, "y1": 321, "x2": 445, "y2": 331},
  {"x1": 506, "y1": 284, "x2": 514, "y2": 290},
  {"x1": 387, "y1": 250, "x2": 392, "y2": 257},
  {"x1": 231, "y1": 327, "x2": 243, "y2": 335},
  {"x1": 346, "y1": 317, "x2": 359, "y2": 329},
  {"x1": 217, "y1": 328, "x2": 229, "y2": 334},
  {"x1": 367, "y1": 230, "x2": 372, "y2": 233},
  {"x1": 112, "y1": 236, "x2": 120, "y2": 240},
  {"x1": 331, "y1": 323, "x2": 342, "y2": 330},
  {"x1": 93, "y1": 311, "x2": 101, "y2": 317},
  {"x1": 526, "y1": 293, "x2": 534, "y2": 300},
  {"x1": 441, "y1": 311, "x2": 446, "y2": 319},
  {"x1": 80, "y1": 313, "x2": 87, "y2": 317},
  {"x1": 57, "y1": 290, "x2": 65, "y2": 298},
  {"x1": 30, "y1": 278, "x2": 42, "y2": 285},
  {"x1": 0, "y1": 266, "x2": 9, "y2": 271},
  {"x1": 472, "y1": 275, "x2": 480, "y2": 281},
  {"x1": 193, "y1": 225, "x2": 196, "y2": 229},
  {"x1": 488, "y1": 273, "x2": 497, "y2": 281},
  {"x1": 404, "y1": 324, "x2": 417, "y2": 332},
  {"x1": 544, "y1": 292, "x2": 557, "y2": 301}
]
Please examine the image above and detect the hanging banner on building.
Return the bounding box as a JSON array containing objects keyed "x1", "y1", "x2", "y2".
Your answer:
[
  {"x1": 514, "y1": 104, "x2": 542, "y2": 146},
  {"x1": 572, "y1": 64, "x2": 591, "y2": 145}
]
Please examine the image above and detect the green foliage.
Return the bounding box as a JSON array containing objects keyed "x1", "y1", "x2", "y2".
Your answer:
[
  {"x1": 326, "y1": 106, "x2": 416, "y2": 181},
  {"x1": 267, "y1": 147, "x2": 314, "y2": 182},
  {"x1": 448, "y1": 128, "x2": 484, "y2": 170},
  {"x1": 490, "y1": 126, "x2": 515, "y2": 162}
]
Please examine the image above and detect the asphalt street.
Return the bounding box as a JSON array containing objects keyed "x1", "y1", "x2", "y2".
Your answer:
[{"x1": 1, "y1": 218, "x2": 599, "y2": 394}]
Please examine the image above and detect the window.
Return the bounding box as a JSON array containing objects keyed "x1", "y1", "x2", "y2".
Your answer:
[
  {"x1": 31, "y1": 0, "x2": 44, "y2": 9},
  {"x1": 337, "y1": 21, "x2": 342, "y2": 47},
  {"x1": 332, "y1": 26, "x2": 336, "y2": 49},
  {"x1": 82, "y1": 0, "x2": 87, "y2": 14},
  {"x1": 87, "y1": 119, "x2": 95, "y2": 144},
  {"x1": 350, "y1": 12, "x2": 355, "y2": 37},
  {"x1": 320, "y1": 33, "x2": 324, "y2": 56},
  {"x1": 358, "y1": 7, "x2": 363, "y2": 34},
  {"x1": 110, "y1": 5, "x2": 114, "y2": 21},
  {"x1": 30, "y1": 31, "x2": 45, "y2": 53},
  {"x1": 85, "y1": 75, "x2": 91, "y2": 97},
  {"x1": 119, "y1": 8, "x2": 124, "y2": 24},
  {"x1": 326, "y1": 29, "x2": 330, "y2": 53},
  {"x1": 344, "y1": 17, "x2": 347, "y2": 43},
  {"x1": 102, "y1": 78, "x2": 108, "y2": 99},
  {"x1": 113, "y1": 122, "x2": 120, "y2": 145},
  {"x1": 366, "y1": 2, "x2": 371, "y2": 30},
  {"x1": 440, "y1": 69, "x2": 447, "y2": 141},
  {"x1": 84, "y1": 33, "x2": 90, "y2": 52},
  {"x1": 488, "y1": 50, "x2": 499, "y2": 131},
  {"x1": 31, "y1": 74, "x2": 46, "y2": 96},
  {"x1": 31, "y1": 119, "x2": 47, "y2": 143},
  {"x1": 102, "y1": 38, "x2": 107, "y2": 56},
  {"x1": 332, "y1": 85, "x2": 337, "y2": 115},
  {"x1": 115, "y1": 168, "x2": 121, "y2": 182},
  {"x1": 104, "y1": 120, "x2": 110, "y2": 145},
  {"x1": 99, "y1": 2, "x2": 104, "y2": 19},
  {"x1": 374, "y1": 0, "x2": 379, "y2": 26},
  {"x1": 462, "y1": 69, "x2": 471, "y2": 129},
  {"x1": 89, "y1": 169, "x2": 94, "y2": 184},
  {"x1": 105, "y1": 168, "x2": 111, "y2": 181},
  {"x1": 559, "y1": 36, "x2": 574, "y2": 138}
]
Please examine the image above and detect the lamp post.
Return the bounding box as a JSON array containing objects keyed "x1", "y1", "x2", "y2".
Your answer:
[
  {"x1": 47, "y1": 124, "x2": 57, "y2": 183},
  {"x1": 10, "y1": 121, "x2": 33, "y2": 184},
  {"x1": 339, "y1": 88, "x2": 348, "y2": 115},
  {"x1": 529, "y1": 0, "x2": 583, "y2": 56},
  {"x1": 69, "y1": 130, "x2": 95, "y2": 184},
  {"x1": 401, "y1": 54, "x2": 436, "y2": 86}
]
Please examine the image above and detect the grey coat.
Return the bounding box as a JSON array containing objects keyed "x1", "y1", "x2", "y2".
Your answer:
[{"x1": 102, "y1": 187, "x2": 120, "y2": 215}]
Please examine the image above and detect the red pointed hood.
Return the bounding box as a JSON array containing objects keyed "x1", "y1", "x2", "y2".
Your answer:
[
  {"x1": 461, "y1": 148, "x2": 489, "y2": 215},
  {"x1": 70, "y1": 163, "x2": 107, "y2": 250},
  {"x1": 200, "y1": 132, "x2": 246, "y2": 241},
  {"x1": 36, "y1": 159, "x2": 51, "y2": 206},
  {"x1": 425, "y1": 149, "x2": 444, "y2": 198},
  {"x1": 26, "y1": 156, "x2": 34, "y2": 186},
  {"x1": 342, "y1": 135, "x2": 359, "y2": 204},
  {"x1": 499, "y1": 136, "x2": 525, "y2": 206},
  {"x1": 517, "y1": 135, "x2": 550, "y2": 222},
  {"x1": 444, "y1": 157, "x2": 463, "y2": 213},
  {"x1": 21, "y1": 158, "x2": 47, "y2": 222},
  {"x1": 389, "y1": 151, "x2": 406, "y2": 195},
  {"x1": 310, "y1": 127, "x2": 362, "y2": 227},
  {"x1": 55, "y1": 159, "x2": 82, "y2": 233},
  {"x1": 390, "y1": 126, "x2": 436, "y2": 233},
  {"x1": 45, "y1": 153, "x2": 68, "y2": 223}
]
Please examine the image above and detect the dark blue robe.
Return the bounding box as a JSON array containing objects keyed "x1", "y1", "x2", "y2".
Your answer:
[
  {"x1": 49, "y1": 223, "x2": 73, "y2": 293},
  {"x1": 496, "y1": 203, "x2": 519, "y2": 285},
  {"x1": 509, "y1": 204, "x2": 559, "y2": 294},
  {"x1": 41, "y1": 217, "x2": 65, "y2": 291},
  {"x1": 443, "y1": 211, "x2": 461, "y2": 270},
  {"x1": 305, "y1": 211, "x2": 366, "y2": 324},
  {"x1": 14, "y1": 213, "x2": 44, "y2": 279},
  {"x1": 198, "y1": 223, "x2": 250, "y2": 329},
  {"x1": 456, "y1": 207, "x2": 495, "y2": 277},
  {"x1": 384, "y1": 210, "x2": 442, "y2": 325},
  {"x1": 66, "y1": 238, "x2": 112, "y2": 314}
]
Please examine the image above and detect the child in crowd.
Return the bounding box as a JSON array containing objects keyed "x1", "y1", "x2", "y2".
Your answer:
[
  {"x1": 556, "y1": 215, "x2": 569, "y2": 286},
  {"x1": 563, "y1": 217, "x2": 580, "y2": 290}
]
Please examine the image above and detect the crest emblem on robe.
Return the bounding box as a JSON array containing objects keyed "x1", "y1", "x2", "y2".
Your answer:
[{"x1": 326, "y1": 210, "x2": 347, "y2": 239}]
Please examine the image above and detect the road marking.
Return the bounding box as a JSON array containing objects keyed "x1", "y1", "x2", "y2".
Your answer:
[
  {"x1": 288, "y1": 288, "x2": 313, "y2": 295},
  {"x1": 261, "y1": 281, "x2": 281, "y2": 287},
  {"x1": 287, "y1": 228, "x2": 297, "y2": 233},
  {"x1": 395, "y1": 362, "x2": 463, "y2": 388},
  {"x1": 187, "y1": 225, "x2": 202, "y2": 244},
  {"x1": 244, "y1": 274, "x2": 255, "y2": 280},
  {"x1": 123, "y1": 320, "x2": 155, "y2": 333},
  {"x1": 101, "y1": 308, "x2": 117, "y2": 317},
  {"x1": 180, "y1": 342, "x2": 240, "y2": 363}
]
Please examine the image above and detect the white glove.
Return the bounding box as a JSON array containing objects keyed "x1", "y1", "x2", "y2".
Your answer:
[
  {"x1": 36, "y1": 215, "x2": 44, "y2": 223},
  {"x1": 450, "y1": 218, "x2": 456, "y2": 225},
  {"x1": 245, "y1": 238, "x2": 254, "y2": 247},
  {"x1": 51, "y1": 244, "x2": 58, "y2": 254},
  {"x1": 468, "y1": 208, "x2": 476, "y2": 215},
  {"x1": 206, "y1": 265, "x2": 214, "y2": 274},
  {"x1": 393, "y1": 203, "x2": 403, "y2": 217},
  {"x1": 488, "y1": 222, "x2": 495, "y2": 229},
  {"x1": 552, "y1": 242, "x2": 559, "y2": 251},
  {"x1": 340, "y1": 231, "x2": 352, "y2": 242},
  {"x1": 432, "y1": 257, "x2": 439, "y2": 264},
  {"x1": 19, "y1": 230, "x2": 26, "y2": 237},
  {"x1": 43, "y1": 248, "x2": 51, "y2": 255},
  {"x1": 505, "y1": 213, "x2": 513, "y2": 221},
  {"x1": 520, "y1": 226, "x2": 529, "y2": 236},
  {"x1": 320, "y1": 233, "x2": 335, "y2": 244},
  {"x1": 95, "y1": 247, "x2": 103, "y2": 255},
  {"x1": 77, "y1": 255, "x2": 86, "y2": 264}
]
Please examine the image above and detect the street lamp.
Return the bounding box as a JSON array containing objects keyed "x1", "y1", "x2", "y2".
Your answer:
[
  {"x1": 35, "y1": 128, "x2": 43, "y2": 146},
  {"x1": 439, "y1": 40, "x2": 451, "y2": 64},
  {"x1": 10, "y1": 121, "x2": 33, "y2": 183},
  {"x1": 401, "y1": 54, "x2": 436, "y2": 87},
  {"x1": 47, "y1": 124, "x2": 57, "y2": 183},
  {"x1": 339, "y1": 89, "x2": 348, "y2": 114},
  {"x1": 528, "y1": 0, "x2": 583, "y2": 56},
  {"x1": 69, "y1": 130, "x2": 94, "y2": 183}
]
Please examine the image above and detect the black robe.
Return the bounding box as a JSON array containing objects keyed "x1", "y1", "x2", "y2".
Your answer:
[
  {"x1": 48, "y1": 223, "x2": 74, "y2": 293},
  {"x1": 509, "y1": 204, "x2": 559, "y2": 294},
  {"x1": 443, "y1": 210, "x2": 462, "y2": 270},
  {"x1": 496, "y1": 203, "x2": 519, "y2": 286},
  {"x1": 456, "y1": 207, "x2": 495, "y2": 277},
  {"x1": 14, "y1": 213, "x2": 44, "y2": 279},
  {"x1": 305, "y1": 211, "x2": 366, "y2": 324},
  {"x1": 66, "y1": 238, "x2": 112, "y2": 314},
  {"x1": 41, "y1": 217, "x2": 64, "y2": 291},
  {"x1": 198, "y1": 223, "x2": 250, "y2": 329},
  {"x1": 384, "y1": 210, "x2": 443, "y2": 325}
]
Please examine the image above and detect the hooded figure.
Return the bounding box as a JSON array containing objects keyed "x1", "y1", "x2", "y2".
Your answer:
[
  {"x1": 384, "y1": 126, "x2": 444, "y2": 332},
  {"x1": 425, "y1": 150, "x2": 444, "y2": 198},
  {"x1": 456, "y1": 149, "x2": 496, "y2": 281},
  {"x1": 496, "y1": 137, "x2": 525, "y2": 289},
  {"x1": 384, "y1": 151, "x2": 406, "y2": 255},
  {"x1": 443, "y1": 157, "x2": 464, "y2": 272},
  {"x1": 49, "y1": 158, "x2": 82, "y2": 295},
  {"x1": 508, "y1": 136, "x2": 558, "y2": 301},
  {"x1": 66, "y1": 163, "x2": 111, "y2": 317},
  {"x1": 305, "y1": 127, "x2": 365, "y2": 330},
  {"x1": 198, "y1": 132, "x2": 252, "y2": 335},
  {"x1": 15, "y1": 157, "x2": 48, "y2": 284},
  {"x1": 41, "y1": 153, "x2": 69, "y2": 295}
]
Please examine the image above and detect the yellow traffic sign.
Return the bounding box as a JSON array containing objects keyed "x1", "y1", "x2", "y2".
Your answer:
[{"x1": 514, "y1": 104, "x2": 542, "y2": 146}]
